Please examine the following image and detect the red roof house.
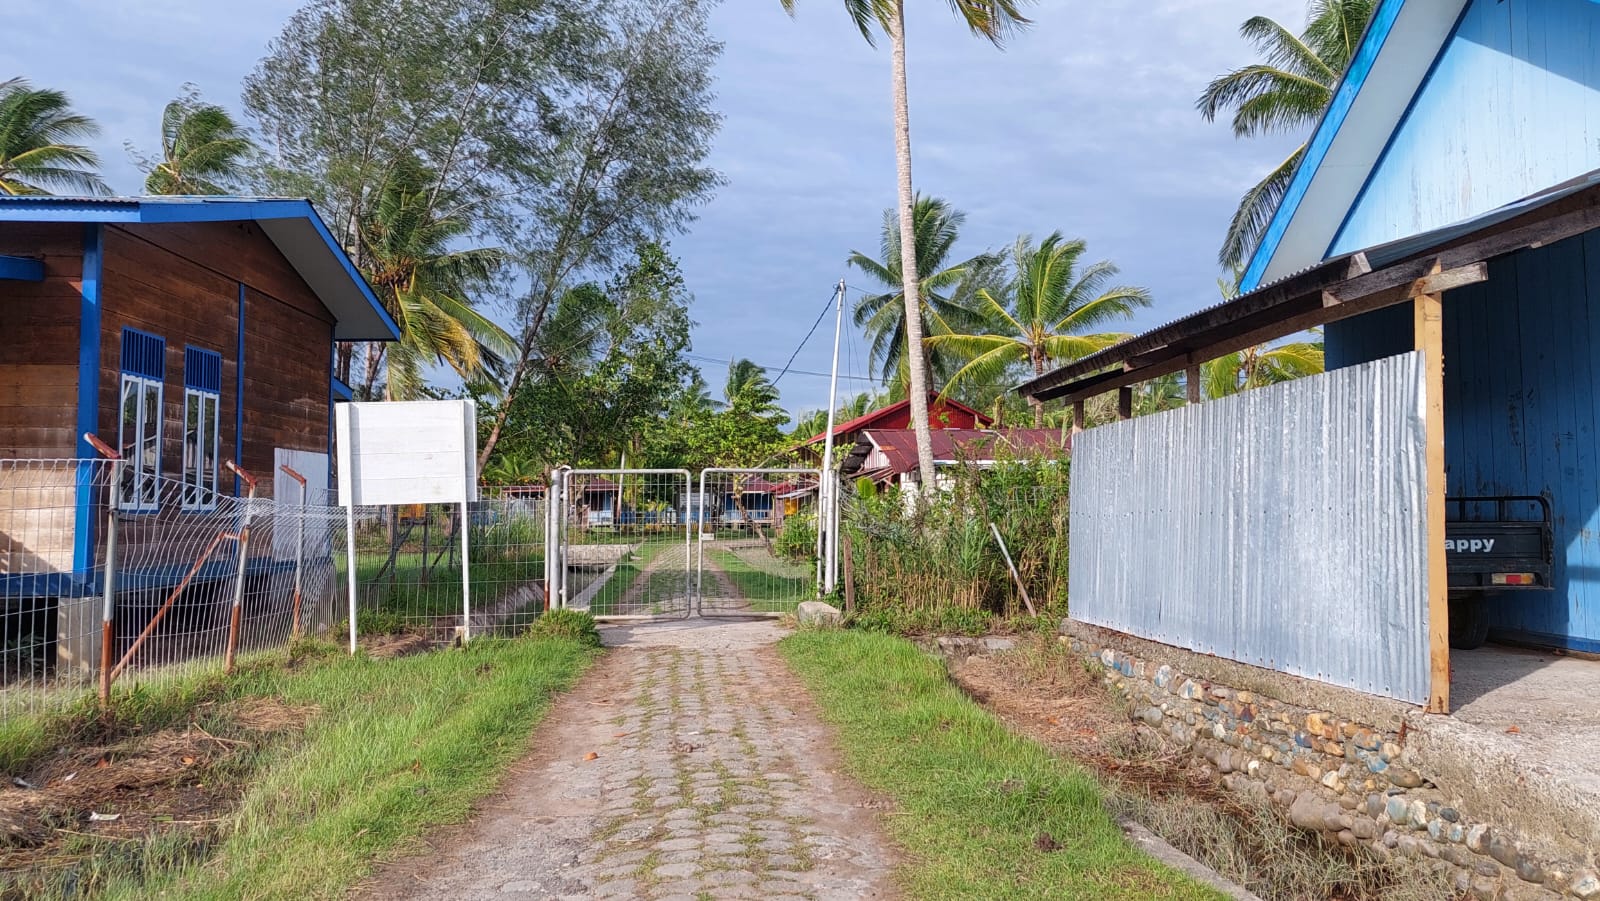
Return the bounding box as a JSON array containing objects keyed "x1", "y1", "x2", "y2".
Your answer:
[
  {"x1": 841, "y1": 428, "x2": 1068, "y2": 488},
  {"x1": 797, "y1": 393, "x2": 993, "y2": 463}
]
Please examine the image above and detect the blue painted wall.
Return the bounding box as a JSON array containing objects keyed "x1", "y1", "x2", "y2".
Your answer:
[
  {"x1": 1331, "y1": 0, "x2": 1600, "y2": 254},
  {"x1": 1326, "y1": 234, "x2": 1600, "y2": 652}
]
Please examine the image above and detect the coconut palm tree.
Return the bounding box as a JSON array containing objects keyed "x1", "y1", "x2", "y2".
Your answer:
[
  {"x1": 0, "y1": 78, "x2": 107, "y2": 196},
  {"x1": 724, "y1": 358, "x2": 783, "y2": 418},
  {"x1": 1201, "y1": 340, "x2": 1324, "y2": 398},
  {"x1": 357, "y1": 157, "x2": 514, "y2": 400},
  {"x1": 849, "y1": 195, "x2": 997, "y2": 394},
  {"x1": 1198, "y1": 0, "x2": 1377, "y2": 272},
  {"x1": 141, "y1": 88, "x2": 255, "y2": 195},
  {"x1": 927, "y1": 233, "x2": 1150, "y2": 427},
  {"x1": 780, "y1": 0, "x2": 1033, "y2": 490}
]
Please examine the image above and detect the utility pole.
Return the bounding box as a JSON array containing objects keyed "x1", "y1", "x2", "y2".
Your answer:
[{"x1": 818, "y1": 279, "x2": 846, "y2": 596}]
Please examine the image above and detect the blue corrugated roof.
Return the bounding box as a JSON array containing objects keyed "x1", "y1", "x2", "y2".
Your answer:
[{"x1": 0, "y1": 195, "x2": 398, "y2": 342}]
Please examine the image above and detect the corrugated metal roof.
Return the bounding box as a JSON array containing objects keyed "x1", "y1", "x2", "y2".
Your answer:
[
  {"x1": 799, "y1": 393, "x2": 993, "y2": 446},
  {"x1": 0, "y1": 195, "x2": 397, "y2": 342}
]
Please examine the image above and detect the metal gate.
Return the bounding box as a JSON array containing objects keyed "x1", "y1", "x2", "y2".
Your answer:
[
  {"x1": 549, "y1": 469, "x2": 692, "y2": 619},
  {"x1": 696, "y1": 468, "x2": 822, "y2": 616}
]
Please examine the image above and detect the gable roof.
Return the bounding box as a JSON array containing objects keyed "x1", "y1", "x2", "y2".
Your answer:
[
  {"x1": 1240, "y1": 0, "x2": 1469, "y2": 292},
  {"x1": 0, "y1": 196, "x2": 399, "y2": 341},
  {"x1": 801, "y1": 392, "x2": 993, "y2": 447},
  {"x1": 842, "y1": 428, "x2": 1068, "y2": 480}
]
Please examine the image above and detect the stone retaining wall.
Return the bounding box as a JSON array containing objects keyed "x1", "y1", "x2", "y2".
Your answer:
[{"x1": 1061, "y1": 622, "x2": 1598, "y2": 901}]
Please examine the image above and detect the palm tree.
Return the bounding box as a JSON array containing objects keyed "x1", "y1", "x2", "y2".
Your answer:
[
  {"x1": 927, "y1": 233, "x2": 1150, "y2": 427},
  {"x1": 849, "y1": 195, "x2": 996, "y2": 392},
  {"x1": 780, "y1": 0, "x2": 1034, "y2": 490},
  {"x1": 724, "y1": 358, "x2": 783, "y2": 417},
  {"x1": 1198, "y1": 0, "x2": 1377, "y2": 271},
  {"x1": 357, "y1": 157, "x2": 514, "y2": 400},
  {"x1": 0, "y1": 78, "x2": 107, "y2": 196},
  {"x1": 1201, "y1": 340, "x2": 1324, "y2": 398},
  {"x1": 140, "y1": 88, "x2": 254, "y2": 195}
]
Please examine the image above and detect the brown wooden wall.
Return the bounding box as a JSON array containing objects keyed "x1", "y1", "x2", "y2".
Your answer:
[
  {"x1": 98, "y1": 222, "x2": 335, "y2": 498},
  {"x1": 0, "y1": 223, "x2": 83, "y2": 458}
]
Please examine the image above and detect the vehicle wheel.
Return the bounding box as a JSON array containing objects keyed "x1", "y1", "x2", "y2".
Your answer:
[{"x1": 1449, "y1": 595, "x2": 1490, "y2": 650}]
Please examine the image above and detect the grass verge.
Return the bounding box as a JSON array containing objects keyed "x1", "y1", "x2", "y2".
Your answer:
[
  {"x1": 778, "y1": 629, "x2": 1225, "y2": 900},
  {"x1": 707, "y1": 547, "x2": 810, "y2": 611},
  {"x1": 2, "y1": 636, "x2": 596, "y2": 900}
]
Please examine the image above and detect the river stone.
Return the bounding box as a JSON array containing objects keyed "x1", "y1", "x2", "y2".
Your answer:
[{"x1": 1489, "y1": 833, "x2": 1520, "y2": 868}]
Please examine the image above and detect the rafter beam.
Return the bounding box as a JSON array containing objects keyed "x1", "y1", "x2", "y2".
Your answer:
[{"x1": 0, "y1": 255, "x2": 43, "y2": 282}]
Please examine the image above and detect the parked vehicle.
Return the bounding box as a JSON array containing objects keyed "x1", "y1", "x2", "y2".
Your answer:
[{"x1": 1445, "y1": 495, "x2": 1553, "y2": 649}]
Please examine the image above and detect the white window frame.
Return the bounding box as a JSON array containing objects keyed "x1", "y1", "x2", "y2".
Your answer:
[
  {"x1": 182, "y1": 387, "x2": 221, "y2": 511},
  {"x1": 118, "y1": 372, "x2": 163, "y2": 513}
]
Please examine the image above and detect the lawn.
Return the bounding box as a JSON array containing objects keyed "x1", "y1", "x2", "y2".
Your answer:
[
  {"x1": 779, "y1": 630, "x2": 1226, "y2": 901},
  {"x1": 706, "y1": 545, "x2": 811, "y2": 612},
  {"x1": 0, "y1": 635, "x2": 597, "y2": 901},
  {"x1": 584, "y1": 536, "x2": 687, "y2": 616}
]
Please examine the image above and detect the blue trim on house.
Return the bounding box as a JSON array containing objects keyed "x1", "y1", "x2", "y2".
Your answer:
[
  {"x1": 327, "y1": 345, "x2": 337, "y2": 497},
  {"x1": 1326, "y1": 2, "x2": 1472, "y2": 258},
  {"x1": 72, "y1": 225, "x2": 104, "y2": 576},
  {"x1": 183, "y1": 345, "x2": 222, "y2": 392},
  {"x1": 119, "y1": 326, "x2": 166, "y2": 380},
  {"x1": 331, "y1": 376, "x2": 353, "y2": 402},
  {"x1": 0, "y1": 196, "x2": 398, "y2": 341},
  {"x1": 1239, "y1": 0, "x2": 1409, "y2": 291},
  {"x1": 1490, "y1": 630, "x2": 1600, "y2": 657},
  {"x1": 235, "y1": 283, "x2": 246, "y2": 496},
  {"x1": 0, "y1": 254, "x2": 43, "y2": 281}
]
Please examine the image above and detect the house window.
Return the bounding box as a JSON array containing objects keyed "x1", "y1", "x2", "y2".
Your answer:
[
  {"x1": 118, "y1": 328, "x2": 165, "y2": 512},
  {"x1": 182, "y1": 347, "x2": 222, "y2": 510}
]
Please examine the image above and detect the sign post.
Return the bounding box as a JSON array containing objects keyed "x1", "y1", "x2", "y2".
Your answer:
[{"x1": 335, "y1": 400, "x2": 478, "y2": 652}]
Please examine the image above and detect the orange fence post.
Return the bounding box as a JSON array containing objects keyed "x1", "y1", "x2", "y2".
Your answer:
[{"x1": 83, "y1": 433, "x2": 120, "y2": 707}]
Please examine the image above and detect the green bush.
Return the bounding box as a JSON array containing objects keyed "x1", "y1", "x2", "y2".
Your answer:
[
  {"x1": 772, "y1": 511, "x2": 817, "y2": 564},
  {"x1": 525, "y1": 609, "x2": 601, "y2": 647},
  {"x1": 842, "y1": 449, "x2": 1070, "y2": 628}
]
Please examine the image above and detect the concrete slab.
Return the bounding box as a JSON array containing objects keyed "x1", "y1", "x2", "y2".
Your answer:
[{"x1": 1405, "y1": 646, "x2": 1600, "y2": 865}]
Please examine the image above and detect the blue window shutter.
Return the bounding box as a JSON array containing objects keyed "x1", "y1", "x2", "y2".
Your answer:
[
  {"x1": 184, "y1": 346, "x2": 222, "y2": 392},
  {"x1": 120, "y1": 327, "x2": 165, "y2": 379}
]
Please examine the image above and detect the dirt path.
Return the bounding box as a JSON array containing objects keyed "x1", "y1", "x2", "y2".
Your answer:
[
  {"x1": 359, "y1": 619, "x2": 897, "y2": 900},
  {"x1": 611, "y1": 541, "x2": 692, "y2": 614}
]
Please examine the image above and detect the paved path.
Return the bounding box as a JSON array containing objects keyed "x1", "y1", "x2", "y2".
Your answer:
[{"x1": 362, "y1": 620, "x2": 897, "y2": 900}]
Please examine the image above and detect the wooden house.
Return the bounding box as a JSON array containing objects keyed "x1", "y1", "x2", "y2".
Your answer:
[
  {"x1": 793, "y1": 392, "x2": 993, "y2": 466},
  {"x1": 0, "y1": 196, "x2": 396, "y2": 670}
]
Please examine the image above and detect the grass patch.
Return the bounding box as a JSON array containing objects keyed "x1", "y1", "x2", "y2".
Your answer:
[
  {"x1": 2, "y1": 636, "x2": 596, "y2": 900},
  {"x1": 779, "y1": 630, "x2": 1224, "y2": 900},
  {"x1": 586, "y1": 538, "x2": 683, "y2": 615},
  {"x1": 707, "y1": 547, "x2": 810, "y2": 612}
]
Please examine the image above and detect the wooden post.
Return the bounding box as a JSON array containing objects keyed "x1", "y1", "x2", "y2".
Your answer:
[
  {"x1": 1117, "y1": 387, "x2": 1133, "y2": 421},
  {"x1": 841, "y1": 532, "x2": 856, "y2": 615},
  {"x1": 1072, "y1": 399, "x2": 1086, "y2": 435},
  {"x1": 1186, "y1": 363, "x2": 1201, "y2": 404},
  {"x1": 1415, "y1": 286, "x2": 1450, "y2": 714}
]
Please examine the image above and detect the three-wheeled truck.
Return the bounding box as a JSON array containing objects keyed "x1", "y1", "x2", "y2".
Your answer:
[{"x1": 1445, "y1": 496, "x2": 1554, "y2": 649}]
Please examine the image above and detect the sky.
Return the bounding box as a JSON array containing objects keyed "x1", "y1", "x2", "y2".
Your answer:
[{"x1": 8, "y1": 0, "x2": 1307, "y2": 419}]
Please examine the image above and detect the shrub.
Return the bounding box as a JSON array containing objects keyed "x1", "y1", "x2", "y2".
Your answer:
[
  {"x1": 525, "y1": 609, "x2": 601, "y2": 647},
  {"x1": 773, "y1": 511, "x2": 817, "y2": 564}
]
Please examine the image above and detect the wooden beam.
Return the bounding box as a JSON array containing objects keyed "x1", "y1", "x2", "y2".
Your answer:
[
  {"x1": 1072, "y1": 399, "x2": 1085, "y2": 434},
  {"x1": 1185, "y1": 364, "x2": 1201, "y2": 404},
  {"x1": 1116, "y1": 387, "x2": 1132, "y2": 421},
  {"x1": 0, "y1": 255, "x2": 44, "y2": 282},
  {"x1": 1416, "y1": 280, "x2": 1450, "y2": 714},
  {"x1": 1037, "y1": 262, "x2": 1490, "y2": 405}
]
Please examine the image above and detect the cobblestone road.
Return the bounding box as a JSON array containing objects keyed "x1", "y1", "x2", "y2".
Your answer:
[{"x1": 364, "y1": 620, "x2": 896, "y2": 900}]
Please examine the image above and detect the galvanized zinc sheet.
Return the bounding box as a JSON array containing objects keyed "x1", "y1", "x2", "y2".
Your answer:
[{"x1": 1069, "y1": 351, "x2": 1430, "y2": 703}]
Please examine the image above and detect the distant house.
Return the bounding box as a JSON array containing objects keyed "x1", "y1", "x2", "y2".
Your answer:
[
  {"x1": 0, "y1": 196, "x2": 397, "y2": 668},
  {"x1": 841, "y1": 428, "x2": 1067, "y2": 492},
  {"x1": 795, "y1": 393, "x2": 993, "y2": 465}
]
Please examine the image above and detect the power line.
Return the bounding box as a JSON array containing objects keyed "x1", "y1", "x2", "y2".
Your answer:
[{"x1": 771, "y1": 288, "x2": 841, "y2": 386}]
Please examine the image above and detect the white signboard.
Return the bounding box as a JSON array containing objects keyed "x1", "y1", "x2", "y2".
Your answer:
[{"x1": 334, "y1": 400, "x2": 478, "y2": 507}]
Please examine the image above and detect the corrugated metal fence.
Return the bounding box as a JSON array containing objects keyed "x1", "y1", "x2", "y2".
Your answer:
[{"x1": 1069, "y1": 351, "x2": 1431, "y2": 702}]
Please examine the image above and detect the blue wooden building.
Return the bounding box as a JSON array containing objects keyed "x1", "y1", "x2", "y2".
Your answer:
[{"x1": 1239, "y1": 0, "x2": 1600, "y2": 655}]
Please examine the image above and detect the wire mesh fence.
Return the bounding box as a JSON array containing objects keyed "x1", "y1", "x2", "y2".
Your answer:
[
  {"x1": 695, "y1": 468, "x2": 820, "y2": 616},
  {"x1": 344, "y1": 486, "x2": 547, "y2": 644},
  {"x1": 551, "y1": 469, "x2": 692, "y2": 619}
]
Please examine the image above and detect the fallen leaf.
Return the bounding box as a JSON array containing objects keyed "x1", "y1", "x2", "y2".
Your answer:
[
  {"x1": 1505, "y1": 725, "x2": 1521, "y2": 734},
  {"x1": 181, "y1": 756, "x2": 196, "y2": 766},
  {"x1": 583, "y1": 752, "x2": 598, "y2": 761},
  {"x1": 95, "y1": 756, "x2": 109, "y2": 769},
  {"x1": 612, "y1": 731, "x2": 630, "y2": 739},
  {"x1": 89, "y1": 812, "x2": 120, "y2": 822}
]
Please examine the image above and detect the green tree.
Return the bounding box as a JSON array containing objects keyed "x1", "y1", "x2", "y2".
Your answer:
[
  {"x1": 724, "y1": 359, "x2": 783, "y2": 418},
  {"x1": 1198, "y1": 0, "x2": 1377, "y2": 271},
  {"x1": 0, "y1": 78, "x2": 106, "y2": 196},
  {"x1": 848, "y1": 195, "x2": 996, "y2": 394},
  {"x1": 780, "y1": 0, "x2": 1034, "y2": 491},
  {"x1": 135, "y1": 86, "x2": 255, "y2": 195},
  {"x1": 357, "y1": 158, "x2": 512, "y2": 399},
  {"x1": 927, "y1": 233, "x2": 1150, "y2": 427},
  {"x1": 1201, "y1": 340, "x2": 1325, "y2": 398}
]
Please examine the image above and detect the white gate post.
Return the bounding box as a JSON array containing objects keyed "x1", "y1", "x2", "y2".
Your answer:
[
  {"x1": 460, "y1": 500, "x2": 472, "y2": 642},
  {"x1": 345, "y1": 504, "x2": 358, "y2": 655}
]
